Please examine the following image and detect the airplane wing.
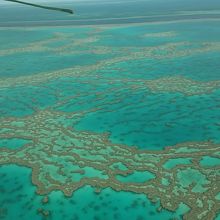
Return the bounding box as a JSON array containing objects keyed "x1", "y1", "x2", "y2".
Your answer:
[{"x1": 4, "y1": 0, "x2": 74, "y2": 14}]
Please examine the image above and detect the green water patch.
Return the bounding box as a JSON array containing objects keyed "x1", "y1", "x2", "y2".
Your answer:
[
  {"x1": 170, "y1": 20, "x2": 220, "y2": 43},
  {"x1": 46, "y1": 39, "x2": 69, "y2": 48},
  {"x1": 0, "y1": 86, "x2": 57, "y2": 117},
  {"x1": 10, "y1": 121, "x2": 25, "y2": 127},
  {"x1": 175, "y1": 147, "x2": 200, "y2": 153},
  {"x1": 74, "y1": 89, "x2": 220, "y2": 150},
  {"x1": 44, "y1": 26, "x2": 94, "y2": 37},
  {"x1": 0, "y1": 28, "x2": 54, "y2": 50},
  {"x1": 96, "y1": 27, "x2": 178, "y2": 48},
  {"x1": 171, "y1": 52, "x2": 220, "y2": 81},
  {"x1": 110, "y1": 162, "x2": 128, "y2": 171},
  {"x1": 0, "y1": 164, "x2": 43, "y2": 220},
  {"x1": 216, "y1": 213, "x2": 220, "y2": 220},
  {"x1": 116, "y1": 170, "x2": 155, "y2": 183},
  {"x1": 215, "y1": 192, "x2": 220, "y2": 201},
  {"x1": 82, "y1": 166, "x2": 108, "y2": 180},
  {"x1": 177, "y1": 168, "x2": 210, "y2": 193},
  {"x1": 0, "y1": 50, "x2": 108, "y2": 78},
  {"x1": 163, "y1": 158, "x2": 192, "y2": 169},
  {"x1": 44, "y1": 186, "x2": 187, "y2": 220},
  {"x1": 96, "y1": 20, "x2": 197, "y2": 48},
  {"x1": 96, "y1": 50, "x2": 220, "y2": 82},
  {"x1": 161, "y1": 177, "x2": 170, "y2": 186},
  {"x1": 200, "y1": 156, "x2": 220, "y2": 167},
  {"x1": 0, "y1": 138, "x2": 31, "y2": 149},
  {"x1": 0, "y1": 165, "x2": 188, "y2": 220},
  {"x1": 97, "y1": 58, "x2": 181, "y2": 80},
  {"x1": 96, "y1": 19, "x2": 220, "y2": 51}
]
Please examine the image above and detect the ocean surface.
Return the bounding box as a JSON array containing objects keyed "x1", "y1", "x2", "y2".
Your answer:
[{"x1": 0, "y1": 0, "x2": 220, "y2": 219}]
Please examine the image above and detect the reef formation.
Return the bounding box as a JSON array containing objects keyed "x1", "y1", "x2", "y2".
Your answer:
[
  {"x1": 1, "y1": 23, "x2": 220, "y2": 219},
  {"x1": 0, "y1": 110, "x2": 219, "y2": 219}
]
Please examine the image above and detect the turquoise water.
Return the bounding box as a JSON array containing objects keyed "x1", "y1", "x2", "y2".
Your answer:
[
  {"x1": 116, "y1": 171, "x2": 155, "y2": 183},
  {"x1": 200, "y1": 156, "x2": 220, "y2": 167},
  {"x1": 0, "y1": 138, "x2": 31, "y2": 149},
  {"x1": 0, "y1": 165, "x2": 187, "y2": 220},
  {"x1": 177, "y1": 168, "x2": 210, "y2": 193},
  {"x1": 0, "y1": 1, "x2": 220, "y2": 219},
  {"x1": 163, "y1": 158, "x2": 192, "y2": 169}
]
